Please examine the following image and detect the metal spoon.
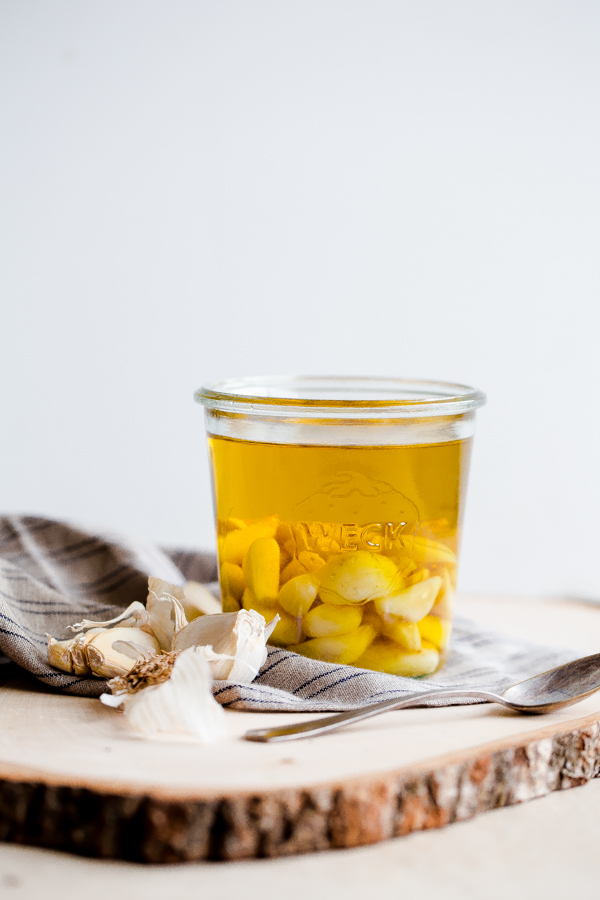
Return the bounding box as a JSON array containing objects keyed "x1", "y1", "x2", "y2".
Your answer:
[{"x1": 244, "y1": 651, "x2": 600, "y2": 743}]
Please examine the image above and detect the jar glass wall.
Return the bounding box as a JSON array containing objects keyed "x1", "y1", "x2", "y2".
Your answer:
[{"x1": 196, "y1": 377, "x2": 485, "y2": 677}]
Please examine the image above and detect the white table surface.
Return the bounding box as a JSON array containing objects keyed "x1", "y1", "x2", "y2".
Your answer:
[{"x1": 2, "y1": 594, "x2": 600, "y2": 899}]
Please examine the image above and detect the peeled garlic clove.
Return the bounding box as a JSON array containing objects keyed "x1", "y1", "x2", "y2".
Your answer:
[
  {"x1": 220, "y1": 562, "x2": 248, "y2": 611},
  {"x1": 316, "y1": 552, "x2": 401, "y2": 605},
  {"x1": 181, "y1": 581, "x2": 222, "y2": 620},
  {"x1": 86, "y1": 627, "x2": 161, "y2": 678},
  {"x1": 362, "y1": 607, "x2": 422, "y2": 650},
  {"x1": 222, "y1": 516, "x2": 278, "y2": 565},
  {"x1": 267, "y1": 610, "x2": 301, "y2": 647},
  {"x1": 227, "y1": 516, "x2": 248, "y2": 531},
  {"x1": 406, "y1": 567, "x2": 431, "y2": 586},
  {"x1": 430, "y1": 568, "x2": 455, "y2": 619},
  {"x1": 303, "y1": 603, "x2": 363, "y2": 638},
  {"x1": 355, "y1": 637, "x2": 439, "y2": 676},
  {"x1": 277, "y1": 573, "x2": 318, "y2": 618},
  {"x1": 418, "y1": 615, "x2": 452, "y2": 651},
  {"x1": 400, "y1": 535, "x2": 457, "y2": 565},
  {"x1": 381, "y1": 619, "x2": 422, "y2": 651},
  {"x1": 146, "y1": 576, "x2": 189, "y2": 650},
  {"x1": 67, "y1": 601, "x2": 147, "y2": 633},
  {"x1": 108, "y1": 647, "x2": 227, "y2": 743},
  {"x1": 47, "y1": 636, "x2": 75, "y2": 673},
  {"x1": 242, "y1": 537, "x2": 280, "y2": 604},
  {"x1": 173, "y1": 609, "x2": 271, "y2": 683},
  {"x1": 374, "y1": 576, "x2": 442, "y2": 623},
  {"x1": 289, "y1": 624, "x2": 376, "y2": 665},
  {"x1": 297, "y1": 551, "x2": 326, "y2": 574},
  {"x1": 241, "y1": 587, "x2": 259, "y2": 612},
  {"x1": 280, "y1": 558, "x2": 307, "y2": 585}
]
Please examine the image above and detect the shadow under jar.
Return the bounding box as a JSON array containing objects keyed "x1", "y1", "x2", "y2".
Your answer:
[{"x1": 196, "y1": 377, "x2": 485, "y2": 677}]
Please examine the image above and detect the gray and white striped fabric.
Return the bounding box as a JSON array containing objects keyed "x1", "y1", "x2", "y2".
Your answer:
[{"x1": 0, "y1": 515, "x2": 575, "y2": 711}]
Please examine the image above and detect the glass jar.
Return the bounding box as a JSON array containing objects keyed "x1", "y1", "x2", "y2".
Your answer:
[{"x1": 195, "y1": 377, "x2": 485, "y2": 676}]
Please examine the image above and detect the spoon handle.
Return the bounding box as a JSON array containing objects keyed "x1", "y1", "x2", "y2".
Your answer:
[{"x1": 244, "y1": 688, "x2": 502, "y2": 742}]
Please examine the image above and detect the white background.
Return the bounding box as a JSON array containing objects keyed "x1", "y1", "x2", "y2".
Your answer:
[{"x1": 1, "y1": 1, "x2": 599, "y2": 598}]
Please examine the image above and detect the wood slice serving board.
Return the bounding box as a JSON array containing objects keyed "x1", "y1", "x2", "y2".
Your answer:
[{"x1": 1, "y1": 595, "x2": 600, "y2": 864}]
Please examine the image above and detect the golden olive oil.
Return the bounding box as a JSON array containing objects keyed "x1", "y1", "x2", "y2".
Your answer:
[{"x1": 208, "y1": 436, "x2": 471, "y2": 675}]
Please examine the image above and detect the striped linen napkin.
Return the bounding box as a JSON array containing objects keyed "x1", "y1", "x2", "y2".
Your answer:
[{"x1": 0, "y1": 515, "x2": 574, "y2": 711}]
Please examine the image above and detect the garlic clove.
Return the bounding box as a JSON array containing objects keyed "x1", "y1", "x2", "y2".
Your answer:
[
  {"x1": 47, "y1": 636, "x2": 76, "y2": 673},
  {"x1": 303, "y1": 603, "x2": 363, "y2": 638},
  {"x1": 71, "y1": 628, "x2": 107, "y2": 675},
  {"x1": 418, "y1": 614, "x2": 452, "y2": 651},
  {"x1": 355, "y1": 637, "x2": 439, "y2": 676},
  {"x1": 316, "y1": 552, "x2": 402, "y2": 605},
  {"x1": 222, "y1": 516, "x2": 278, "y2": 565},
  {"x1": 430, "y1": 568, "x2": 455, "y2": 620},
  {"x1": 297, "y1": 550, "x2": 326, "y2": 574},
  {"x1": 105, "y1": 647, "x2": 227, "y2": 742},
  {"x1": 277, "y1": 573, "x2": 318, "y2": 618},
  {"x1": 146, "y1": 577, "x2": 189, "y2": 651},
  {"x1": 374, "y1": 576, "x2": 442, "y2": 623},
  {"x1": 242, "y1": 537, "x2": 280, "y2": 604},
  {"x1": 194, "y1": 644, "x2": 237, "y2": 681},
  {"x1": 265, "y1": 610, "x2": 299, "y2": 647},
  {"x1": 182, "y1": 580, "x2": 222, "y2": 619},
  {"x1": 111, "y1": 639, "x2": 157, "y2": 661},
  {"x1": 398, "y1": 534, "x2": 457, "y2": 565},
  {"x1": 67, "y1": 578, "x2": 189, "y2": 652},
  {"x1": 219, "y1": 564, "x2": 246, "y2": 608},
  {"x1": 86, "y1": 627, "x2": 160, "y2": 678},
  {"x1": 381, "y1": 617, "x2": 422, "y2": 651},
  {"x1": 174, "y1": 610, "x2": 241, "y2": 652},
  {"x1": 289, "y1": 624, "x2": 376, "y2": 665},
  {"x1": 173, "y1": 609, "x2": 273, "y2": 683}
]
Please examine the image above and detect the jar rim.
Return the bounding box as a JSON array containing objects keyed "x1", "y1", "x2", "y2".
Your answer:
[{"x1": 195, "y1": 376, "x2": 486, "y2": 418}]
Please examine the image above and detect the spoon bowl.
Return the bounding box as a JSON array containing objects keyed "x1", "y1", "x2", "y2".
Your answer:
[
  {"x1": 502, "y1": 651, "x2": 600, "y2": 712},
  {"x1": 245, "y1": 652, "x2": 600, "y2": 743}
]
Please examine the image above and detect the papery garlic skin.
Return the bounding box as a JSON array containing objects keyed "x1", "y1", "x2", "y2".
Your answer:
[
  {"x1": 70, "y1": 628, "x2": 107, "y2": 675},
  {"x1": 173, "y1": 609, "x2": 277, "y2": 683},
  {"x1": 111, "y1": 639, "x2": 158, "y2": 662},
  {"x1": 47, "y1": 575, "x2": 189, "y2": 677},
  {"x1": 47, "y1": 636, "x2": 77, "y2": 673},
  {"x1": 145, "y1": 576, "x2": 189, "y2": 650},
  {"x1": 65, "y1": 578, "x2": 189, "y2": 652},
  {"x1": 105, "y1": 647, "x2": 227, "y2": 743},
  {"x1": 48, "y1": 577, "x2": 273, "y2": 688},
  {"x1": 68, "y1": 602, "x2": 148, "y2": 633}
]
